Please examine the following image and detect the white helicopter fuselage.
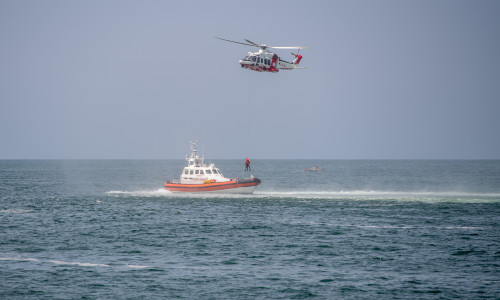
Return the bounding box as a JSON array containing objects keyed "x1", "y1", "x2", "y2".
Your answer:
[
  {"x1": 238, "y1": 49, "x2": 303, "y2": 73},
  {"x1": 215, "y1": 37, "x2": 306, "y2": 73}
]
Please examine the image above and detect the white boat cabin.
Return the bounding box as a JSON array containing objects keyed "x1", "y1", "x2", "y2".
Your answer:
[
  {"x1": 180, "y1": 164, "x2": 230, "y2": 184},
  {"x1": 179, "y1": 142, "x2": 231, "y2": 184}
]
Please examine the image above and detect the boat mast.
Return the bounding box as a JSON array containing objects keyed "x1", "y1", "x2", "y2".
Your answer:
[{"x1": 186, "y1": 141, "x2": 204, "y2": 167}]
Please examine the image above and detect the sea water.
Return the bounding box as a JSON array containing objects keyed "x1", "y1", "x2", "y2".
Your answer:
[{"x1": 1, "y1": 160, "x2": 499, "y2": 299}]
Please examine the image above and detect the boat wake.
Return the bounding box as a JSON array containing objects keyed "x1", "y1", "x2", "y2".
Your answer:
[
  {"x1": 106, "y1": 189, "x2": 172, "y2": 197},
  {"x1": 254, "y1": 190, "x2": 500, "y2": 202},
  {"x1": 105, "y1": 189, "x2": 500, "y2": 202}
]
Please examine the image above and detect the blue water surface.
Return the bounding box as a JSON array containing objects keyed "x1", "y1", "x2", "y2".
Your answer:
[{"x1": 1, "y1": 160, "x2": 499, "y2": 299}]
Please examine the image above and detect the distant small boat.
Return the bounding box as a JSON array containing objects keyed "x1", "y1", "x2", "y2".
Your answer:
[{"x1": 304, "y1": 166, "x2": 323, "y2": 172}]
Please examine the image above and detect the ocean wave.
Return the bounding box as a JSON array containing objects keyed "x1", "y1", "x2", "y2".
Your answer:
[
  {"x1": 0, "y1": 256, "x2": 153, "y2": 270},
  {"x1": 0, "y1": 257, "x2": 39, "y2": 262},
  {"x1": 126, "y1": 264, "x2": 152, "y2": 269},
  {"x1": 0, "y1": 209, "x2": 33, "y2": 214},
  {"x1": 47, "y1": 260, "x2": 110, "y2": 268},
  {"x1": 288, "y1": 220, "x2": 485, "y2": 231}
]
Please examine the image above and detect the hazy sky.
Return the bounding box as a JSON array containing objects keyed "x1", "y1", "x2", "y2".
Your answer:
[{"x1": 1, "y1": 1, "x2": 499, "y2": 159}]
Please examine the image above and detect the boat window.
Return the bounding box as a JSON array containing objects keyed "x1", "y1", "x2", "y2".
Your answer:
[
  {"x1": 195, "y1": 170, "x2": 199, "y2": 174},
  {"x1": 189, "y1": 170, "x2": 194, "y2": 175},
  {"x1": 200, "y1": 170, "x2": 204, "y2": 175},
  {"x1": 212, "y1": 169, "x2": 217, "y2": 174},
  {"x1": 184, "y1": 169, "x2": 188, "y2": 174},
  {"x1": 206, "y1": 169, "x2": 212, "y2": 174}
]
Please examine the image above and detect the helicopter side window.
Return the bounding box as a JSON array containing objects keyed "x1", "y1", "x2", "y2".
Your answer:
[{"x1": 251, "y1": 56, "x2": 256, "y2": 62}]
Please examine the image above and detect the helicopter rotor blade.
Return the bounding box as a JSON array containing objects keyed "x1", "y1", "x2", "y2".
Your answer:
[
  {"x1": 270, "y1": 46, "x2": 308, "y2": 50},
  {"x1": 292, "y1": 49, "x2": 301, "y2": 56},
  {"x1": 216, "y1": 37, "x2": 307, "y2": 50},
  {"x1": 244, "y1": 39, "x2": 261, "y2": 47},
  {"x1": 215, "y1": 37, "x2": 256, "y2": 47}
]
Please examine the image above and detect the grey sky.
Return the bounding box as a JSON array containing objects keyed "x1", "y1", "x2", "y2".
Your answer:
[{"x1": 1, "y1": 1, "x2": 499, "y2": 159}]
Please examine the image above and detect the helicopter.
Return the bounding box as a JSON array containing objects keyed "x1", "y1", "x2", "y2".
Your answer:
[{"x1": 215, "y1": 37, "x2": 307, "y2": 73}]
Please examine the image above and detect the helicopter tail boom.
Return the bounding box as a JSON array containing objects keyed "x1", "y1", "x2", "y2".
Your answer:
[{"x1": 291, "y1": 53, "x2": 303, "y2": 65}]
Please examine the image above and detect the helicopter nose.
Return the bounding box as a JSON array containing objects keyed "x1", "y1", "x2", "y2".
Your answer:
[{"x1": 239, "y1": 59, "x2": 252, "y2": 65}]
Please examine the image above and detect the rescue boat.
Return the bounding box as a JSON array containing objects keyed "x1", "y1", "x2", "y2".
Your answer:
[
  {"x1": 304, "y1": 166, "x2": 323, "y2": 172},
  {"x1": 164, "y1": 142, "x2": 261, "y2": 194}
]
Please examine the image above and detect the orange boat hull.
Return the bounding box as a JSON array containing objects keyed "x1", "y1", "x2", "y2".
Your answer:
[{"x1": 164, "y1": 177, "x2": 261, "y2": 194}]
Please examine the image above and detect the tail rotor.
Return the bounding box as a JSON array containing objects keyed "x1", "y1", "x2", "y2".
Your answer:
[{"x1": 291, "y1": 49, "x2": 303, "y2": 65}]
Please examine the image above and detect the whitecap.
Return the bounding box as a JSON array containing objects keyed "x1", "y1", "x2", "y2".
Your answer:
[
  {"x1": 126, "y1": 264, "x2": 151, "y2": 269},
  {"x1": 0, "y1": 209, "x2": 33, "y2": 214},
  {"x1": 48, "y1": 260, "x2": 110, "y2": 267},
  {"x1": 0, "y1": 257, "x2": 39, "y2": 262}
]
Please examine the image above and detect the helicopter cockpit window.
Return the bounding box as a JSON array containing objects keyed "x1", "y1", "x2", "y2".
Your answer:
[{"x1": 250, "y1": 56, "x2": 256, "y2": 62}]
